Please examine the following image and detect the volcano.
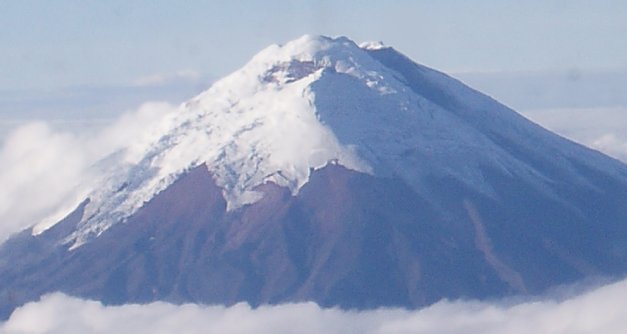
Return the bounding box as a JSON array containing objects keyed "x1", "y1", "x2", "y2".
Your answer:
[{"x1": 2, "y1": 35, "x2": 627, "y2": 318}]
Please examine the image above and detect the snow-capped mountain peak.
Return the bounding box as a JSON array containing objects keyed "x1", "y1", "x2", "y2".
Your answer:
[
  {"x1": 41, "y1": 35, "x2": 627, "y2": 249},
  {"x1": 61, "y1": 36, "x2": 382, "y2": 247},
  {"x1": 7, "y1": 35, "x2": 627, "y2": 317}
]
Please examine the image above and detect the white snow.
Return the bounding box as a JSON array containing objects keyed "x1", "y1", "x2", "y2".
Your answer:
[
  {"x1": 53, "y1": 35, "x2": 627, "y2": 248},
  {"x1": 359, "y1": 40, "x2": 386, "y2": 50},
  {"x1": 64, "y1": 35, "x2": 375, "y2": 247}
]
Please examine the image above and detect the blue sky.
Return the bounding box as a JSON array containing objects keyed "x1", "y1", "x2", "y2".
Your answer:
[
  {"x1": 2, "y1": 0, "x2": 627, "y2": 91},
  {"x1": 1, "y1": 0, "x2": 626, "y2": 163}
]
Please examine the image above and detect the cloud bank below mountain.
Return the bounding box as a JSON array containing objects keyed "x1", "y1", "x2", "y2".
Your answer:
[{"x1": 1, "y1": 277, "x2": 626, "y2": 334}]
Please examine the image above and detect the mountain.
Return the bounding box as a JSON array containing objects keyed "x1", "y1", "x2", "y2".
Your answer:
[{"x1": 2, "y1": 35, "x2": 627, "y2": 318}]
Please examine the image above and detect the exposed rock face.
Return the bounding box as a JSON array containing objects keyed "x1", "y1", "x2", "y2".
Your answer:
[{"x1": 3, "y1": 159, "x2": 627, "y2": 319}]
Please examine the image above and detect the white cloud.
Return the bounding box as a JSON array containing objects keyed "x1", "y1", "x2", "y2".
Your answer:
[
  {"x1": 0, "y1": 102, "x2": 176, "y2": 242},
  {"x1": 590, "y1": 134, "x2": 627, "y2": 162},
  {"x1": 1, "y1": 277, "x2": 627, "y2": 334},
  {"x1": 521, "y1": 107, "x2": 627, "y2": 163},
  {"x1": 0, "y1": 122, "x2": 87, "y2": 241},
  {"x1": 133, "y1": 70, "x2": 202, "y2": 87}
]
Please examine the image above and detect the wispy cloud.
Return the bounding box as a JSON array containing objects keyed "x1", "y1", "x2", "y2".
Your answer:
[
  {"x1": 133, "y1": 70, "x2": 202, "y2": 87},
  {"x1": 2, "y1": 277, "x2": 627, "y2": 334},
  {"x1": 0, "y1": 102, "x2": 176, "y2": 242},
  {"x1": 521, "y1": 107, "x2": 627, "y2": 162}
]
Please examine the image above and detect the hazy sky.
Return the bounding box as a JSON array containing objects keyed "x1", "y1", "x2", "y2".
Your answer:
[
  {"x1": 1, "y1": 1, "x2": 626, "y2": 168},
  {"x1": 2, "y1": 0, "x2": 627, "y2": 91}
]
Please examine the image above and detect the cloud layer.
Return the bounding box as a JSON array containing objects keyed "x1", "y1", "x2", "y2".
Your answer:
[{"x1": 1, "y1": 277, "x2": 626, "y2": 334}]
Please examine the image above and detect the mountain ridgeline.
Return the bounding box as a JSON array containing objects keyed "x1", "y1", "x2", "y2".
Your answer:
[{"x1": 2, "y1": 35, "x2": 627, "y2": 318}]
